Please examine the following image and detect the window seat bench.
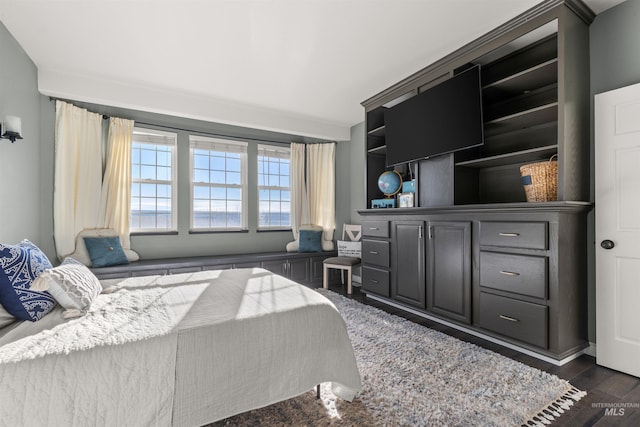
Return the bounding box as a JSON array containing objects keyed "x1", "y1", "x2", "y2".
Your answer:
[{"x1": 90, "y1": 250, "x2": 339, "y2": 286}]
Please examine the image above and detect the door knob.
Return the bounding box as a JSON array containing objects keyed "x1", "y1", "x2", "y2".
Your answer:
[{"x1": 601, "y1": 240, "x2": 615, "y2": 250}]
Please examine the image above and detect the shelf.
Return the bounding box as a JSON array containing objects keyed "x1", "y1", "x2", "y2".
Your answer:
[
  {"x1": 484, "y1": 102, "x2": 558, "y2": 138},
  {"x1": 482, "y1": 59, "x2": 557, "y2": 103},
  {"x1": 368, "y1": 125, "x2": 385, "y2": 137},
  {"x1": 368, "y1": 145, "x2": 387, "y2": 155},
  {"x1": 483, "y1": 121, "x2": 557, "y2": 154},
  {"x1": 455, "y1": 145, "x2": 558, "y2": 168}
]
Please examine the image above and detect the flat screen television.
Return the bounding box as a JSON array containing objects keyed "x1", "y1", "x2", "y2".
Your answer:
[{"x1": 384, "y1": 65, "x2": 484, "y2": 166}]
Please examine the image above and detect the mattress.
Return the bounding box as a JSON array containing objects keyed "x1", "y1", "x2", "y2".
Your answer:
[{"x1": 0, "y1": 268, "x2": 362, "y2": 426}]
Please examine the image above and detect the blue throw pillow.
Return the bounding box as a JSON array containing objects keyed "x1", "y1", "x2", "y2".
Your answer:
[
  {"x1": 0, "y1": 240, "x2": 56, "y2": 321},
  {"x1": 298, "y1": 230, "x2": 323, "y2": 253},
  {"x1": 83, "y1": 236, "x2": 129, "y2": 268}
]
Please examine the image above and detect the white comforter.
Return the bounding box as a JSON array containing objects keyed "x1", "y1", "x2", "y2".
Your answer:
[{"x1": 0, "y1": 268, "x2": 362, "y2": 427}]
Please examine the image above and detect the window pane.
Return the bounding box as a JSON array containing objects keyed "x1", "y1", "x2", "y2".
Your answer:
[
  {"x1": 226, "y1": 172, "x2": 241, "y2": 185},
  {"x1": 141, "y1": 183, "x2": 156, "y2": 198},
  {"x1": 140, "y1": 149, "x2": 156, "y2": 165},
  {"x1": 211, "y1": 156, "x2": 225, "y2": 170},
  {"x1": 227, "y1": 188, "x2": 241, "y2": 200},
  {"x1": 257, "y1": 145, "x2": 291, "y2": 229},
  {"x1": 157, "y1": 166, "x2": 171, "y2": 181},
  {"x1": 194, "y1": 169, "x2": 209, "y2": 183},
  {"x1": 190, "y1": 136, "x2": 247, "y2": 230},
  {"x1": 130, "y1": 128, "x2": 177, "y2": 231},
  {"x1": 211, "y1": 170, "x2": 226, "y2": 184},
  {"x1": 157, "y1": 184, "x2": 171, "y2": 198},
  {"x1": 193, "y1": 185, "x2": 209, "y2": 199},
  {"x1": 226, "y1": 158, "x2": 241, "y2": 172},
  {"x1": 141, "y1": 165, "x2": 156, "y2": 180},
  {"x1": 194, "y1": 154, "x2": 209, "y2": 169}
]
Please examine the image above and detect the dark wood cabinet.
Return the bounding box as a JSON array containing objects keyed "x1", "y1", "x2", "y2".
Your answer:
[
  {"x1": 392, "y1": 221, "x2": 426, "y2": 308},
  {"x1": 359, "y1": 203, "x2": 589, "y2": 361},
  {"x1": 262, "y1": 257, "x2": 310, "y2": 283},
  {"x1": 91, "y1": 250, "x2": 338, "y2": 286},
  {"x1": 361, "y1": 220, "x2": 392, "y2": 297},
  {"x1": 427, "y1": 221, "x2": 471, "y2": 324}
]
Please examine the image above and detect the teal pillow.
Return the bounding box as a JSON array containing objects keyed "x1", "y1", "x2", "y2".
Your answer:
[
  {"x1": 83, "y1": 236, "x2": 129, "y2": 268},
  {"x1": 298, "y1": 230, "x2": 323, "y2": 253}
]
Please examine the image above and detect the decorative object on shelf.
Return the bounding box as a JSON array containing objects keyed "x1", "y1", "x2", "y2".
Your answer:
[
  {"x1": 520, "y1": 154, "x2": 558, "y2": 202},
  {"x1": 1, "y1": 115, "x2": 23, "y2": 143},
  {"x1": 398, "y1": 192, "x2": 415, "y2": 208},
  {"x1": 377, "y1": 170, "x2": 403, "y2": 197},
  {"x1": 402, "y1": 179, "x2": 416, "y2": 193}
]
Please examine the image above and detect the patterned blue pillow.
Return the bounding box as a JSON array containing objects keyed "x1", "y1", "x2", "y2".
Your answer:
[
  {"x1": 298, "y1": 230, "x2": 323, "y2": 253},
  {"x1": 0, "y1": 240, "x2": 56, "y2": 321},
  {"x1": 83, "y1": 236, "x2": 129, "y2": 268}
]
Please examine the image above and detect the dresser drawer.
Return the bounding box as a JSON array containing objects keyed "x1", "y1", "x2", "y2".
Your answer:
[
  {"x1": 362, "y1": 220, "x2": 390, "y2": 238},
  {"x1": 361, "y1": 266, "x2": 390, "y2": 297},
  {"x1": 479, "y1": 292, "x2": 548, "y2": 348},
  {"x1": 480, "y1": 252, "x2": 547, "y2": 299},
  {"x1": 362, "y1": 239, "x2": 390, "y2": 267},
  {"x1": 479, "y1": 221, "x2": 547, "y2": 250}
]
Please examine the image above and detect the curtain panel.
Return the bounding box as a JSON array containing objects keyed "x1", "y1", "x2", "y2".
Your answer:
[
  {"x1": 289, "y1": 143, "x2": 309, "y2": 239},
  {"x1": 97, "y1": 117, "x2": 135, "y2": 249},
  {"x1": 53, "y1": 101, "x2": 103, "y2": 259},
  {"x1": 306, "y1": 143, "x2": 336, "y2": 242}
]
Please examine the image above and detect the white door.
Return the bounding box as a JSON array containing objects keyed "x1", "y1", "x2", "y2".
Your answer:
[{"x1": 595, "y1": 82, "x2": 640, "y2": 377}]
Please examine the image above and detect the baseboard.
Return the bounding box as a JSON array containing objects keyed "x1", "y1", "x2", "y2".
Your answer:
[{"x1": 366, "y1": 294, "x2": 589, "y2": 366}]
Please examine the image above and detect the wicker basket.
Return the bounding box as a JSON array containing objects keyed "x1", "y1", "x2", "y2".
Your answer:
[{"x1": 519, "y1": 155, "x2": 558, "y2": 202}]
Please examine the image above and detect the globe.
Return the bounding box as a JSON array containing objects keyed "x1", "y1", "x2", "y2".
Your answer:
[{"x1": 378, "y1": 170, "x2": 403, "y2": 197}]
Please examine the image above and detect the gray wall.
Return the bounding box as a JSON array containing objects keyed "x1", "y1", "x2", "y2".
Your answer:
[
  {"x1": 587, "y1": 0, "x2": 640, "y2": 343},
  {"x1": 0, "y1": 22, "x2": 51, "y2": 257}
]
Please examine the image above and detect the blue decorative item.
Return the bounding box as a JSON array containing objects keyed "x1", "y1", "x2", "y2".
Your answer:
[
  {"x1": 0, "y1": 240, "x2": 56, "y2": 321},
  {"x1": 83, "y1": 236, "x2": 129, "y2": 268},
  {"x1": 377, "y1": 170, "x2": 403, "y2": 198},
  {"x1": 298, "y1": 230, "x2": 323, "y2": 253}
]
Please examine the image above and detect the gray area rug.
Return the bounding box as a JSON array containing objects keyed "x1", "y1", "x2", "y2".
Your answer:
[{"x1": 213, "y1": 289, "x2": 585, "y2": 426}]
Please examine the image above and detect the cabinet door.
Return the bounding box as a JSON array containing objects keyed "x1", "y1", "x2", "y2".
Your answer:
[
  {"x1": 262, "y1": 259, "x2": 287, "y2": 276},
  {"x1": 427, "y1": 221, "x2": 471, "y2": 324},
  {"x1": 392, "y1": 221, "x2": 426, "y2": 308},
  {"x1": 288, "y1": 258, "x2": 310, "y2": 283}
]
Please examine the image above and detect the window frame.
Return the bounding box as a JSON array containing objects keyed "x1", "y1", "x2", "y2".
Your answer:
[
  {"x1": 189, "y1": 135, "x2": 249, "y2": 232},
  {"x1": 257, "y1": 144, "x2": 292, "y2": 231},
  {"x1": 130, "y1": 127, "x2": 178, "y2": 234}
]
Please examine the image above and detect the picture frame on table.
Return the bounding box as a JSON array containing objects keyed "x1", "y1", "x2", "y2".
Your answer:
[{"x1": 398, "y1": 192, "x2": 414, "y2": 208}]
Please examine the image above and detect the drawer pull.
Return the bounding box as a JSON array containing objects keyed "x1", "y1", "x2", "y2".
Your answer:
[
  {"x1": 499, "y1": 270, "x2": 520, "y2": 276},
  {"x1": 499, "y1": 315, "x2": 520, "y2": 323},
  {"x1": 499, "y1": 232, "x2": 520, "y2": 237},
  {"x1": 370, "y1": 279, "x2": 379, "y2": 284},
  {"x1": 369, "y1": 251, "x2": 379, "y2": 255},
  {"x1": 369, "y1": 227, "x2": 380, "y2": 230}
]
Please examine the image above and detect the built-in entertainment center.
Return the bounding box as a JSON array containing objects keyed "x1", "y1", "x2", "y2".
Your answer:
[{"x1": 359, "y1": 0, "x2": 593, "y2": 363}]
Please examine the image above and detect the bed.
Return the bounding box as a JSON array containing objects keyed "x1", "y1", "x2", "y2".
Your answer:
[{"x1": 0, "y1": 268, "x2": 362, "y2": 426}]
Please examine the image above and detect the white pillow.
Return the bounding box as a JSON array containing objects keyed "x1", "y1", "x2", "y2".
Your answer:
[
  {"x1": 31, "y1": 257, "x2": 102, "y2": 318},
  {"x1": 68, "y1": 229, "x2": 139, "y2": 266}
]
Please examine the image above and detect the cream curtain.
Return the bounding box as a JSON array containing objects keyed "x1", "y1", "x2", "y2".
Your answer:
[
  {"x1": 290, "y1": 143, "x2": 309, "y2": 239},
  {"x1": 306, "y1": 143, "x2": 336, "y2": 242},
  {"x1": 97, "y1": 117, "x2": 135, "y2": 249},
  {"x1": 53, "y1": 101, "x2": 103, "y2": 259}
]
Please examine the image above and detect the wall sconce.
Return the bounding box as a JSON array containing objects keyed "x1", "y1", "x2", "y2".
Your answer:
[{"x1": 1, "y1": 116, "x2": 23, "y2": 143}]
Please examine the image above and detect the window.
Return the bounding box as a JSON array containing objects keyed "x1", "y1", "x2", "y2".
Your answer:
[
  {"x1": 257, "y1": 144, "x2": 291, "y2": 229},
  {"x1": 130, "y1": 128, "x2": 177, "y2": 232},
  {"x1": 190, "y1": 135, "x2": 248, "y2": 231}
]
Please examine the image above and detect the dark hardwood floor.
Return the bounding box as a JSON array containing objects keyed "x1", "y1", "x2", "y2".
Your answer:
[{"x1": 321, "y1": 282, "x2": 640, "y2": 427}]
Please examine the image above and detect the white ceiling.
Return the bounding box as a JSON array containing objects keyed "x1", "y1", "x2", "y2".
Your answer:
[{"x1": 0, "y1": 0, "x2": 625, "y2": 140}]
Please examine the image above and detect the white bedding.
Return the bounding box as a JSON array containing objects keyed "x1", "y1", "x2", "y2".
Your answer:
[{"x1": 0, "y1": 268, "x2": 362, "y2": 426}]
